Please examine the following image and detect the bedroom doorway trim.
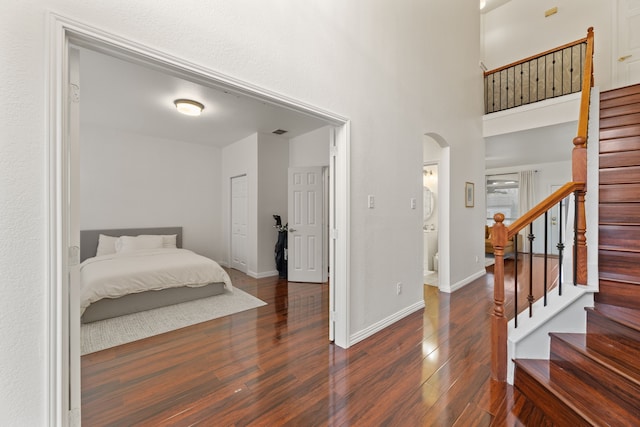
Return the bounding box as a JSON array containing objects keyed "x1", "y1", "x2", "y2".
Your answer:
[{"x1": 47, "y1": 13, "x2": 351, "y2": 426}]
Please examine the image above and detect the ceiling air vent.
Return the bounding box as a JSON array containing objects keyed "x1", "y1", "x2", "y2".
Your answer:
[{"x1": 272, "y1": 129, "x2": 288, "y2": 135}]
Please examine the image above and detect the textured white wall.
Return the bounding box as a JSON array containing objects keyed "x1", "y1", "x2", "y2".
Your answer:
[
  {"x1": 289, "y1": 126, "x2": 331, "y2": 167},
  {"x1": 80, "y1": 125, "x2": 222, "y2": 260},
  {"x1": 0, "y1": 1, "x2": 482, "y2": 423},
  {"x1": 482, "y1": 0, "x2": 613, "y2": 90}
]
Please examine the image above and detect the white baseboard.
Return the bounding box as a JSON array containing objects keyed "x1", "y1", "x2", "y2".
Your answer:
[
  {"x1": 247, "y1": 270, "x2": 279, "y2": 279},
  {"x1": 349, "y1": 300, "x2": 425, "y2": 346},
  {"x1": 440, "y1": 268, "x2": 486, "y2": 293}
]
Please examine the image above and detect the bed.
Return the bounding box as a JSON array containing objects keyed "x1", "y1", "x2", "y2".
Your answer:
[{"x1": 80, "y1": 227, "x2": 232, "y2": 323}]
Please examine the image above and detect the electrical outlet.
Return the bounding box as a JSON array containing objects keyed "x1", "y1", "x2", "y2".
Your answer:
[
  {"x1": 475, "y1": 255, "x2": 479, "y2": 263},
  {"x1": 410, "y1": 198, "x2": 416, "y2": 209},
  {"x1": 396, "y1": 282, "x2": 402, "y2": 295}
]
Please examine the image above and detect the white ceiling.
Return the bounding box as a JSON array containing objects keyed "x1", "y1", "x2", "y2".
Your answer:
[
  {"x1": 79, "y1": 48, "x2": 329, "y2": 147},
  {"x1": 485, "y1": 121, "x2": 577, "y2": 169}
]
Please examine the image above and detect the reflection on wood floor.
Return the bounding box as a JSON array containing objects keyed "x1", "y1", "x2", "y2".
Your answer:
[
  {"x1": 497, "y1": 253, "x2": 560, "y2": 319},
  {"x1": 82, "y1": 261, "x2": 557, "y2": 426}
]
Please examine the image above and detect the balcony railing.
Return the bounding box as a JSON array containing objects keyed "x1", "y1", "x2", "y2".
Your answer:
[{"x1": 484, "y1": 32, "x2": 591, "y2": 114}]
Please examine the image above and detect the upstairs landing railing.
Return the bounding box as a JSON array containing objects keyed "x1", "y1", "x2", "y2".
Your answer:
[
  {"x1": 490, "y1": 28, "x2": 594, "y2": 382},
  {"x1": 484, "y1": 29, "x2": 592, "y2": 114}
]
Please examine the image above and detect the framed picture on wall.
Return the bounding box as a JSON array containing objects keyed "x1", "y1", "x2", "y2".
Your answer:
[{"x1": 465, "y1": 182, "x2": 474, "y2": 208}]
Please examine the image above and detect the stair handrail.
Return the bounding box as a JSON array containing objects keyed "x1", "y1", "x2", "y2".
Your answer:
[
  {"x1": 577, "y1": 27, "x2": 595, "y2": 142},
  {"x1": 490, "y1": 28, "x2": 594, "y2": 382},
  {"x1": 483, "y1": 31, "x2": 590, "y2": 77},
  {"x1": 501, "y1": 182, "x2": 585, "y2": 240}
]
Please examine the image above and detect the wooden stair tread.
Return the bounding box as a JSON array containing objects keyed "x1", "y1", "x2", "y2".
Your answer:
[
  {"x1": 600, "y1": 136, "x2": 640, "y2": 152},
  {"x1": 598, "y1": 277, "x2": 640, "y2": 286},
  {"x1": 591, "y1": 303, "x2": 640, "y2": 331},
  {"x1": 600, "y1": 112, "x2": 640, "y2": 129},
  {"x1": 599, "y1": 245, "x2": 640, "y2": 253},
  {"x1": 601, "y1": 84, "x2": 640, "y2": 101},
  {"x1": 551, "y1": 333, "x2": 640, "y2": 386},
  {"x1": 600, "y1": 150, "x2": 640, "y2": 168},
  {"x1": 600, "y1": 101, "x2": 640, "y2": 119},
  {"x1": 515, "y1": 359, "x2": 640, "y2": 426},
  {"x1": 600, "y1": 124, "x2": 640, "y2": 140}
]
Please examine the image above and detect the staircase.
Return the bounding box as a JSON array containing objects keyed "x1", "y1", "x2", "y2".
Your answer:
[{"x1": 512, "y1": 83, "x2": 640, "y2": 425}]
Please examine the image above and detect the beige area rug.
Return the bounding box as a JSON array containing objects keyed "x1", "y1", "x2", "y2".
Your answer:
[{"x1": 81, "y1": 289, "x2": 266, "y2": 355}]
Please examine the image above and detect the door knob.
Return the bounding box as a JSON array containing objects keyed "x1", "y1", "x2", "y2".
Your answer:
[
  {"x1": 289, "y1": 228, "x2": 297, "y2": 233},
  {"x1": 618, "y1": 55, "x2": 632, "y2": 62}
]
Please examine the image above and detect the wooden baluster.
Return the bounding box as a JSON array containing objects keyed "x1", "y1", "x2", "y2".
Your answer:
[
  {"x1": 491, "y1": 213, "x2": 508, "y2": 382},
  {"x1": 572, "y1": 136, "x2": 588, "y2": 284}
]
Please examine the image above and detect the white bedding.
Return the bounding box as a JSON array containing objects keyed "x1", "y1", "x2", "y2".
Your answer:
[{"x1": 80, "y1": 248, "x2": 232, "y2": 314}]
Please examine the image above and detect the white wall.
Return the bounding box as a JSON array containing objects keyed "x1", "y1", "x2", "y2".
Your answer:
[
  {"x1": 289, "y1": 126, "x2": 331, "y2": 167},
  {"x1": 257, "y1": 133, "x2": 289, "y2": 275},
  {"x1": 482, "y1": 0, "x2": 614, "y2": 90},
  {"x1": 0, "y1": 1, "x2": 483, "y2": 423},
  {"x1": 80, "y1": 125, "x2": 222, "y2": 259}
]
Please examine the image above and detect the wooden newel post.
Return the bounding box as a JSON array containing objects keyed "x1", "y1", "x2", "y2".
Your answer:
[
  {"x1": 572, "y1": 136, "x2": 588, "y2": 284},
  {"x1": 491, "y1": 213, "x2": 508, "y2": 382}
]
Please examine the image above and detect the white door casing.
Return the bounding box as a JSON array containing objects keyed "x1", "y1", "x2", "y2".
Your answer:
[
  {"x1": 68, "y1": 46, "x2": 82, "y2": 425},
  {"x1": 288, "y1": 167, "x2": 324, "y2": 283},
  {"x1": 616, "y1": 0, "x2": 640, "y2": 86},
  {"x1": 231, "y1": 175, "x2": 248, "y2": 273}
]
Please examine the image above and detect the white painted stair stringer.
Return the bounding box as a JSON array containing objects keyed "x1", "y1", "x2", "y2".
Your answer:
[{"x1": 506, "y1": 284, "x2": 595, "y2": 384}]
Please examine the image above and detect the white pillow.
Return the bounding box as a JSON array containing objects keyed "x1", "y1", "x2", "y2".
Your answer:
[
  {"x1": 161, "y1": 234, "x2": 177, "y2": 248},
  {"x1": 115, "y1": 235, "x2": 164, "y2": 253},
  {"x1": 96, "y1": 234, "x2": 118, "y2": 257}
]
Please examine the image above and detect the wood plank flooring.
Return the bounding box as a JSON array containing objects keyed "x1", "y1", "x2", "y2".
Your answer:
[{"x1": 82, "y1": 264, "x2": 556, "y2": 426}]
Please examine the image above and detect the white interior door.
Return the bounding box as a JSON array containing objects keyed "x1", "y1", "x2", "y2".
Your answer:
[
  {"x1": 231, "y1": 175, "x2": 248, "y2": 273},
  {"x1": 288, "y1": 167, "x2": 324, "y2": 283},
  {"x1": 617, "y1": 0, "x2": 640, "y2": 86}
]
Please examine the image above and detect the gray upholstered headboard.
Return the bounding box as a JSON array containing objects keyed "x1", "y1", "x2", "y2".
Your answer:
[{"x1": 80, "y1": 227, "x2": 183, "y2": 262}]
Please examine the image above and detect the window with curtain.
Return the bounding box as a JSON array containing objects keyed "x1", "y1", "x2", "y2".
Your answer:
[{"x1": 486, "y1": 174, "x2": 519, "y2": 226}]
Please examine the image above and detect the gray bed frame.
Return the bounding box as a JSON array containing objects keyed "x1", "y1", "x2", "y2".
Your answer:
[{"x1": 80, "y1": 226, "x2": 226, "y2": 323}]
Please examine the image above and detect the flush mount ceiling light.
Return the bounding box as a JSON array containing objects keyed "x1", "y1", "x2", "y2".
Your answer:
[
  {"x1": 480, "y1": 0, "x2": 486, "y2": 9},
  {"x1": 173, "y1": 99, "x2": 204, "y2": 116}
]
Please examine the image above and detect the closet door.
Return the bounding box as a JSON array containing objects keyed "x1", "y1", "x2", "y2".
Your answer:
[{"x1": 231, "y1": 175, "x2": 248, "y2": 273}]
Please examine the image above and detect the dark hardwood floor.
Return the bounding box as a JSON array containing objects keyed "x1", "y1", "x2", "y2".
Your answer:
[{"x1": 82, "y1": 260, "x2": 557, "y2": 426}]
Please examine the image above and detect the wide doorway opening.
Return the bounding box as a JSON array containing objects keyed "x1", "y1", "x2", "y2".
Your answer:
[{"x1": 48, "y1": 15, "x2": 350, "y2": 423}]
